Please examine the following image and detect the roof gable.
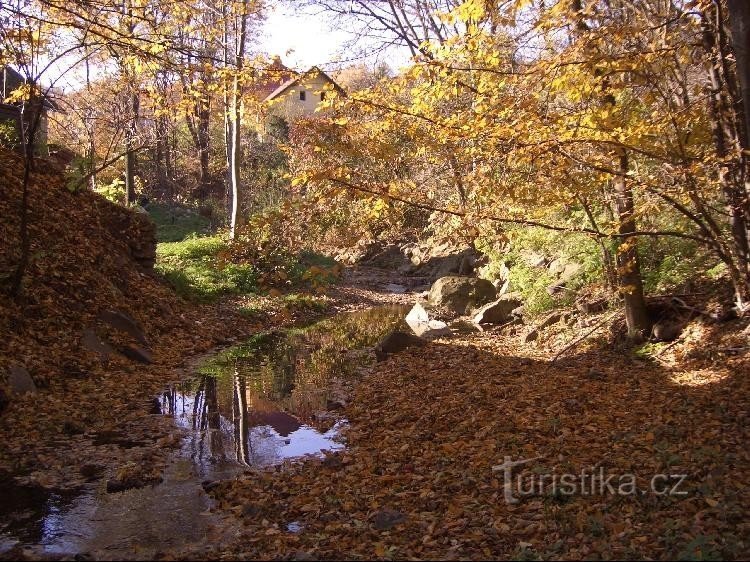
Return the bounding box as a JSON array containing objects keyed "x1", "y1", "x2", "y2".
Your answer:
[{"x1": 263, "y1": 66, "x2": 345, "y2": 101}]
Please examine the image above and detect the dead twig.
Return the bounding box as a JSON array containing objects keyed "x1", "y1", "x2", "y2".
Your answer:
[{"x1": 551, "y1": 312, "x2": 618, "y2": 363}]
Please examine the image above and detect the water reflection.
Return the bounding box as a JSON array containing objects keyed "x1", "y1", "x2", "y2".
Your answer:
[
  {"x1": 0, "y1": 306, "x2": 408, "y2": 556},
  {"x1": 160, "y1": 306, "x2": 407, "y2": 470}
]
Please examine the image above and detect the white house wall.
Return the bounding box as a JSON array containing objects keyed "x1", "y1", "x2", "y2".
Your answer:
[{"x1": 267, "y1": 75, "x2": 332, "y2": 122}]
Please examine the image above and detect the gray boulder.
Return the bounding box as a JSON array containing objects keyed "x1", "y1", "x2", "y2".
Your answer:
[
  {"x1": 81, "y1": 328, "x2": 115, "y2": 364},
  {"x1": 651, "y1": 322, "x2": 682, "y2": 342},
  {"x1": 405, "y1": 302, "x2": 451, "y2": 338},
  {"x1": 121, "y1": 345, "x2": 153, "y2": 364},
  {"x1": 7, "y1": 364, "x2": 36, "y2": 395},
  {"x1": 98, "y1": 310, "x2": 148, "y2": 345},
  {"x1": 471, "y1": 294, "x2": 524, "y2": 325},
  {"x1": 375, "y1": 330, "x2": 426, "y2": 361},
  {"x1": 427, "y1": 276, "x2": 496, "y2": 316}
]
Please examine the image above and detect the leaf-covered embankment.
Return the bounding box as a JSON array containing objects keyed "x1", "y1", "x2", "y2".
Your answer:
[{"x1": 0, "y1": 148, "x2": 260, "y2": 488}]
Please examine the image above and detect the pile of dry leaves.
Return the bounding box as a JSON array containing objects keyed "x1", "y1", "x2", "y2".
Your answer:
[{"x1": 207, "y1": 328, "x2": 749, "y2": 560}]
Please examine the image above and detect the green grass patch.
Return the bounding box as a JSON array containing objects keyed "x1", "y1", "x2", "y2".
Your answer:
[
  {"x1": 147, "y1": 203, "x2": 213, "y2": 243},
  {"x1": 156, "y1": 236, "x2": 258, "y2": 302},
  {"x1": 283, "y1": 293, "x2": 328, "y2": 313},
  {"x1": 237, "y1": 305, "x2": 265, "y2": 319}
]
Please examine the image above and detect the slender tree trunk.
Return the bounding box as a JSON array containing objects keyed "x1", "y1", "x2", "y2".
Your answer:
[
  {"x1": 223, "y1": 0, "x2": 233, "y2": 222},
  {"x1": 154, "y1": 116, "x2": 168, "y2": 194},
  {"x1": 230, "y1": 72, "x2": 242, "y2": 239},
  {"x1": 229, "y1": 0, "x2": 249, "y2": 240},
  {"x1": 612, "y1": 150, "x2": 651, "y2": 339},
  {"x1": 87, "y1": 129, "x2": 96, "y2": 191},
  {"x1": 198, "y1": 101, "x2": 211, "y2": 192},
  {"x1": 9, "y1": 94, "x2": 43, "y2": 297},
  {"x1": 124, "y1": 85, "x2": 139, "y2": 205}
]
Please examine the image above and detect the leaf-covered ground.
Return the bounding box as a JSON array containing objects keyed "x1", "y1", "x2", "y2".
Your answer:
[
  {"x1": 2, "y1": 147, "x2": 749, "y2": 560},
  {"x1": 205, "y1": 324, "x2": 749, "y2": 560}
]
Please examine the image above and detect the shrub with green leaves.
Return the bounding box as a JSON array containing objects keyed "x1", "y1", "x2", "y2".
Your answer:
[
  {"x1": 94, "y1": 178, "x2": 126, "y2": 205},
  {"x1": 479, "y1": 226, "x2": 603, "y2": 316},
  {"x1": 0, "y1": 120, "x2": 19, "y2": 150}
]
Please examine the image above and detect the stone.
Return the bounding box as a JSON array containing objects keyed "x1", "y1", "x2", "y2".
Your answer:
[
  {"x1": 7, "y1": 364, "x2": 36, "y2": 395},
  {"x1": 375, "y1": 330, "x2": 426, "y2": 361},
  {"x1": 522, "y1": 251, "x2": 547, "y2": 268},
  {"x1": 577, "y1": 298, "x2": 608, "y2": 314},
  {"x1": 98, "y1": 310, "x2": 148, "y2": 345},
  {"x1": 547, "y1": 281, "x2": 568, "y2": 296},
  {"x1": 537, "y1": 312, "x2": 563, "y2": 331},
  {"x1": 372, "y1": 508, "x2": 406, "y2": 531},
  {"x1": 524, "y1": 329, "x2": 539, "y2": 343},
  {"x1": 121, "y1": 345, "x2": 153, "y2": 364},
  {"x1": 494, "y1": 278, "x2": 511, "y2": 296},
  {"x1": 427, "y1": 276, "x2": 496, "y2": 316},
  {"x1": 560, "y1": 262, "x2": 582, "y2": 281},
  {"x1": 202, "y1": 480, "x2": 220, "y2": 492},
  {"x1": 652, "y1": 322, "x2": 681, "y2": 342},
  {"x1": 511, "y1": 305, "x2": 525, "y2": 318},
  {"x1": 547, "y1": 259, "x2": 582, "y2": 295},
  {"x1": 383, "y1": 283, "x2": 408, "y2": 294},
  {"x1": 81, "y1": 328, "x2": 114, "y2": 364},
  {"x1": 471, "y1": 295, "x2": 523, "y2": 325},
  {"x1": 405, "y1": 302, "x2": 451, "y2": 338}
]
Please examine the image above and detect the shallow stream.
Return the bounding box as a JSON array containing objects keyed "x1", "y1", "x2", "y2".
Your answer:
[{"x1": 0, "y1": 305, "x2": 407, "y2": 558}]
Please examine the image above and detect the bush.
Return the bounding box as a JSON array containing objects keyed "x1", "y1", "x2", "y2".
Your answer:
[
  {"x1": 0, "y1": 120, "x2": 19, "y2": 150},
  {"x1": 94, "y1": 178, "x2": 126, "y2": 204},
  {"x1": 479, "y1": 226, "x2": 604, "y2": 316},
  {"x1": 226, "y1": 208, "x2": 341, "y2": 292}
]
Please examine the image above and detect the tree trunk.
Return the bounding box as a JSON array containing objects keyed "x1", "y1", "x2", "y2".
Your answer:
[
  {"x1": 9, "y1": 94, "x2": 43, "y2": 297},
  {"x1": 198, "y1": 100, "x2": 211, "y2": 193},
  {"x1": 229, "y1": 72, "x2": 242, "y2": 239},
  {"x1": 612, "y1": 150, "x2": 651, "y2": 339},
  {"x1": 728, "y1": 0, "x2": 750, "y2": 148},
  {"x1": 124, "y1": 86, "x2": 139, "y2": 206},
  {"x1": 154, "y1": 117, "x2": 168, "y2": 195},
  {"x1": 228, "y1": 0, "x2": 249, "y2": 240},
  {"x1": 223, "y1": 0, "x2": 233, "y2": 222},
  {"x1": 703, "y1": 4, "x2": 750, "y2": 310}
]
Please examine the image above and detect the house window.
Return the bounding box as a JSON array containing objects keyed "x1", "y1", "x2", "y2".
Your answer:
[
  {"x1": 320, "y1": 92, "x2": 325, "y2": 102},
  {"x1": 299, "y1": 90, "x2": 306, "y2": 101}
]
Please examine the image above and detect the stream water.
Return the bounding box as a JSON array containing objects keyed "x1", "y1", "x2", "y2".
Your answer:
[{"x1": 0, "y1": 305, "x2": 408, "y2": 559}]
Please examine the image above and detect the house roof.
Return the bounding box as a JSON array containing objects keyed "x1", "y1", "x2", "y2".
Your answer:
[
  {"x1": 251, "y1": 57, "x2": 299, "y2": 100},
  {"x1": 263, "y1": 66, "x2": 345, "y2": 101}
]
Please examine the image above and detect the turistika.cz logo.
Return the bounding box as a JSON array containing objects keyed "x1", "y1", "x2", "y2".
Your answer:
[{"x1": 492, "y1": 456, "x2": 688, "y2": 504}]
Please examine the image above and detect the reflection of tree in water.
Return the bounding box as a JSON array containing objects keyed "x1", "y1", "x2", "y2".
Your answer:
[
  {"x1": 169, "y1": 306, "x2": 407, "y2": 464},
  {"x1": 232, "y1": 372, "x2": 251, "y2": 465}
]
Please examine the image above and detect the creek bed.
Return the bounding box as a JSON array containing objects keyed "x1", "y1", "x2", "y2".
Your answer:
[{"x1": 0, "y1": 305, "x2": 407, "y2": 559}]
